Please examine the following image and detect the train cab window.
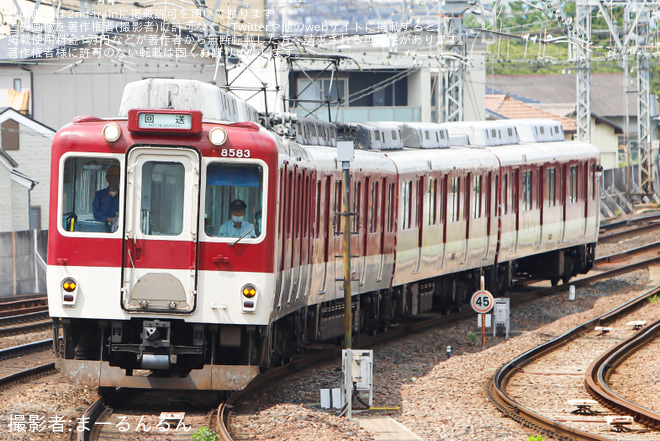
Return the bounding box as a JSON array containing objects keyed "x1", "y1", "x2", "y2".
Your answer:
[
  {"x1": 449, "y1": 177, "x2": 460, "y2": 222},
  {"x1": 569, "y1": 165, "x2": 578, "y2": 204},
  {"x1": 204, "y1": 163, "x2": 264, "y2": 239},
  {"x1": 547, "y1": 168, "x2": 556, "y2": 207},
  {"x1": 60, "y1": 157, "x2": 121, "y2": 233}
]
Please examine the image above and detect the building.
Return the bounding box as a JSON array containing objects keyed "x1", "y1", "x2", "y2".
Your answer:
[
  {"x1": 487, "y1": 73, "x2": 658, "y2": 147},
  {"x1": 486, "y1": 93, "x2": 622, "y2": 170},
  {"x1": 0, "y1": 107, "x2": 55, "y2": 232}
]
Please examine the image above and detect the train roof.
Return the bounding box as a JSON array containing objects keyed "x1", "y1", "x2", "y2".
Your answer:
[
  {"x1": 385, "y1": 145, "x2": 500, "y2": 175},
  {"x1": 442, "y1": 121, "x2": 520, "y2": 147},
  {"x1": 118, "y1": 79, "x2": 260, "y2": 124},
  {"x1": 488, "y1": 140, "x2": 600, "y2": 166},
  {"x1": 509, "y1": 119, "x2": 565, "y2": 142},
  {"x1": 304, "y1": 145, "x2": 397, "y2": 175}
]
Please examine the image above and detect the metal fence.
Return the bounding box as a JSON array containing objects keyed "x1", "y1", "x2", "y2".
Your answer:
[{"x1": 0, "y1": 230, "x2": 47, "y2": 297}]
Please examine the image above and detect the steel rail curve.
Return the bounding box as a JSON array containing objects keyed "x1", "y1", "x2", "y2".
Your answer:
[
  {"x1": 586, "y1": 318, "x2": 660, "y2": 431},
  {"x1": 488, "y1": 283, "x2": 660, "y2": 441}
]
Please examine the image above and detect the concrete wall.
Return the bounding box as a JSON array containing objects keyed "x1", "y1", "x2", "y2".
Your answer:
[{"x1": 0, "y1": 230, "x2": 47, "y2": 296}]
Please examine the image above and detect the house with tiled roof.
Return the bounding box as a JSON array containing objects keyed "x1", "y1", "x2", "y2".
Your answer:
[
  {"x1": 485, "y1": 94, "x2": 622, "y2": 170},
  {"x1": 487, "y1": 73, "x2": 656, "y2": 144}
]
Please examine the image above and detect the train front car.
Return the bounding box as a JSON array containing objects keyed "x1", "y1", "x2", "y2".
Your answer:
[{"x1": 47, "y1": 80, "x2": 279, "y2": 390}]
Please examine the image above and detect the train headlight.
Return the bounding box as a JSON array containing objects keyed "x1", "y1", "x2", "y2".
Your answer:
[
  {"x1": 103, "y1": 123, "x2": 122, "y2": 143},
  {"x1": 241, "y1": 284, "x2": 257, "y2": 313},
  {"x1": 61, "y1": 277, "x2": 78, "y2": 306},
  {"x1": 209, "y1": 127, "x2": 228, "y2": 146}
]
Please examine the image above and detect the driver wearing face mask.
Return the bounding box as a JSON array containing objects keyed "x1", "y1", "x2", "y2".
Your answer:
[{"x1": 218, "y1": 199, "x2": 257, "y2": 238}]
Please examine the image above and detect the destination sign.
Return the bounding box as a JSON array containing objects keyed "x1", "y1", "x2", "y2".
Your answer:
[{"x1": 138, "y1": 112, "x2": 192, "y2": 130}]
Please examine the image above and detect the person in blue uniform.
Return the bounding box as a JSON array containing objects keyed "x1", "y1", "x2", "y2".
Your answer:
[
  {"x1": 93, "y1": 164, "x2": 120, "y2": 231},
  {"x1": 218, "y1": 199, "x2": 256, "y2": 238}
]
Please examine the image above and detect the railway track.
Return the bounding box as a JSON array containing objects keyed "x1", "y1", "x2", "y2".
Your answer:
[
  {"x1": 586, "y1": 317, "x2": 660, "y2": 431},
  {"x1": 488, "y1": 284, "x2": 660, "y2": 441},
  {"x1": 78, "y1": 389, "x2": 223, "y2": 441},
  {"x1": 598, "y1": 212, "x2": 660, "y2": 243},
  {"x1": 0, "y1": 296, "x2": 48, "y2": 317},
  {"x1": 0, "y1": 339, "x2": 57, "y2": 390}
]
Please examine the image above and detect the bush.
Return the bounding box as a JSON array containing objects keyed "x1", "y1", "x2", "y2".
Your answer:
[{"x1": 192, "y1": 426, "x2": 219, "y2": 441}]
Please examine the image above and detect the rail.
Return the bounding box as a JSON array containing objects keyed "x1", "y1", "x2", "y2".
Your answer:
[
  {"x1": 488, "y1": 284, "x2": 660, "y2": 440},
  {"x1": 586, "y1": 318, "x2": 660, "y2": 431}
]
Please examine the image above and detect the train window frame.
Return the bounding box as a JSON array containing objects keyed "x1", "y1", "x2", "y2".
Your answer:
[
  {"x1": 427, "y1": 178, "x2": 437, "y2": 226},
  {"x1": 522, "y1": 170, "x2": 532, "y2": 212},
  {"x1": 449, "y1": 176, "x2": 460, "y2": 223},
  {"x1": 201, "y1": 158, "x2": 268, "y2": 242},
  {"x1": 401, "y1": 180, "x2": 412, "y2": 230},
  {"x1": 386, "y1": 182, "x2": 395, "y2": 233},
  {"x1": 569, "y1": 165, "x2": 578, "y2": 204},
  {"x1": 58, "y1": 153, "x2": 124, "y2": 236},
  {"x1": 547, "y1": 167, "x2": 556, "y2": 207},
  {"x1": 369, "y1": 181, "x2": 379, "y2": 234},
  {"x1": 333, "y1": 180, "x2": 343, "y2": 235},
  {"x1": 353, "y1": 180, "x2": 362, "y2": 233},
  {"x1": 472, "y1": 174, "x2": 482, "y2": 219},
  {"x1": 501, "y1": 173, "x2": 508, "y2": 215}
]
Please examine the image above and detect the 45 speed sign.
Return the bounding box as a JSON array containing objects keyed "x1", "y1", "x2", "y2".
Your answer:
[{"x1": 471, "y1": 290, "x2": 494, "y2": 314}]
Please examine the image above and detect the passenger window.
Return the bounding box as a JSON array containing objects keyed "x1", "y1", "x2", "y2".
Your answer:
[{"x1": 60, "y1": 157, "x2": 121, "y2": 233}]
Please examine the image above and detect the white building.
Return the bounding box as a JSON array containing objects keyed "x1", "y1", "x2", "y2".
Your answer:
[{"x1": 0, "y1": 108, "x2": 55, "y2": 231}]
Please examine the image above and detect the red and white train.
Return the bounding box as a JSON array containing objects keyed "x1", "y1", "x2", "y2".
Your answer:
[{"x1": 47, "y1": 79, "x2": 600, "y2": 391}]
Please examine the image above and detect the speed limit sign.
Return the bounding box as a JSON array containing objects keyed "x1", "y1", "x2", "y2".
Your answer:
[{"x1": 471, "y1": 290, "x2": 494, "y2": 314}]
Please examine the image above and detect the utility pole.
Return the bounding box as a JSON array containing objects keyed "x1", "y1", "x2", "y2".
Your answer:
[
  {"x1": 438, "y1": 0, "x2": 469, "y2": 122},
  {"x1": 575, "y1": 0, "x2": 592, "y2": 142},
  {"x1": 577, "y1": 0, "x2": 659, "y2": 198}
]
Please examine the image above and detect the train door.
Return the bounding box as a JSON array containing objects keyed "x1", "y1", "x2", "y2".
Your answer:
[
  {"x1": 484, "y1": 172, "x2": 492, "y2": 259},
  {"x1": 319, "y1": 176, "x2": 331, "y2": 293},
  {"x1": 361, "y1": 178, "x2": 381, "y2": 287},
  {"x1": 353, "y1": 179, "x2": 363, "y2": 287},
  {"x1": 122, "y1": 147, "x2": 200, "y2": 312},
  {"x1": 415, "y1": 176, "x2": 424, "y2": 273},
  {"x1": 558, "y1": 166, "x2": 566, "y2": 242},
  {"x1": 288, "y1": 168, "x2": 302, "y2": 304},
  {"x1": 463, "y1": 173, "x2": 471, "y2": 263},
  {"x1": 375, "y1": 178, "x2": 386, "y2": 282},
  {"x1": 437, "y1": 175, "x2": 447, "y2": 269},
  {"x1": 511, "y1": 169, "x2": 520, "y2": 252},
  {"x1": 332, "y1": 179, "x2": 344, "y2": 296}
]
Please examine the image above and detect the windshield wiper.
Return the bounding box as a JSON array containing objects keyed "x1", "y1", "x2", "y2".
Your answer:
[{"x1": 230, "y1": 226, "x2": 256, "y2": 247}]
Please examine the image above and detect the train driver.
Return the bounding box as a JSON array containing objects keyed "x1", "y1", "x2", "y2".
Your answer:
[
  {"x1": 218, "y1": 199, "x2": 257, "y2": 238},
  {"x1": 93, "y1": 164, "x2": 120, "y2": 232}
]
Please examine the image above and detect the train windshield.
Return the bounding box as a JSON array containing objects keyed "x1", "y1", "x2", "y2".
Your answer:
[
  {"x1": 204, "y1": 163, "x2": 264, "y2": 239},
  {"x1": 60, "y1": 157, "x2": 121, "y2": 233}
]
